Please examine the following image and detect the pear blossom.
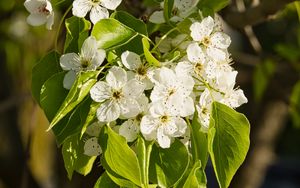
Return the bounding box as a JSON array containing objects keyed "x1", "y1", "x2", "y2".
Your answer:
[
  {"x1": 60, "y1": 36, "x2": 106, "y2": 89},
  {"x1": 119, "y1": 94, "x2": 149, "y2": 142},
  {"x1": 190, "y1": 16, "x2": 231, "y2": 61},
  {"x1": 72, "y1": 0, "x2": 122, "y2": 24},
  {"x1": 140, "y1": 104, "x2": 187, "y2": 148},
  {"x1": 83, "y1": 121, "x2": 103, "y2": 156},
  {"x1": 150, "y1": 67, "x2": 195, "y2": 117},
  {"x1": 149, "y1": 0, "x2": 198, "y2": 24},
  {"x1": 121, "y1": 51, "x2": 154, "y2": 90},
  {"x1": 90, "y1": 66, "x2": 145, "y2": 122},
  {"x1": 24, "y1": 0, "x2": 54, "y2": 30}
]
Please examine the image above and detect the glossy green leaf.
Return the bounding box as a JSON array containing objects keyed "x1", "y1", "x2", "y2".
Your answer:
[
  {"x1": 62, "y1": 134, "x2": 96, "y2": 179},
  {"x1": 164, "y1": 0, "x2": 174, "y2": 23},
  {"x1": 48, "y1": 70, "x2": 100, "y2": 130},
  {"x1": 290, "y1": 81, "x2": 300, "y2": 128},
  {"x1": 81, "y1": 102, "x2": 101, "y2": 137},
  {"x1": 190, "y1": 112, "x2": 208, "y2": 168},
  {"x1": 64, "y1": 16, "x2": 91, "y2": 53},
  {"x1": 104, "y1": 126, "x2": 142, "y2": 186},
  {"x1": 40, "y1": 72, "x2": 68, "y2": 121},
  {"x1": 149, "y1": 139, "x2": 189, "y2": 187},
  {"x1": 208, "y1": 102, "x2": 250, "y2": 188},
  {"x1": 31, "y1": 51, "x2": 61, "y2": 105},
  {"x1": 197, "y1": 0, "x2": 229, "y2": 15},
  {"x1": 91, "y1": 18, "x2": 138, "y2": 50},
  {"x1": 142, "y1": 38, "x2": 161, "y2": 67},
  {"x1": 182, "y1": 161, "x2": 206, "y2": 188},
  {"x1": 94, "y1": 172, "x2": 119, "y2": 188}
]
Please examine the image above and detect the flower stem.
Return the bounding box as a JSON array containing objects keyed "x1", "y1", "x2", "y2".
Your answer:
[{"x1": 55, "y1": 5, "x2": 72, "y2": 53}]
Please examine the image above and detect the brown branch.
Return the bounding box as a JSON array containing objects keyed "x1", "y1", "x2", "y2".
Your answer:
[{"x1": 225, "y1": 0, "x2": 299, "y2": 29}]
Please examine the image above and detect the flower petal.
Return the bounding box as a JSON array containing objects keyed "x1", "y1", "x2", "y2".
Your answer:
[
  {"x1": 90, "y1": 81, "x2": 111, "y2": 102},
  {"x1": 140, "y1": 115, "x2": 158, "y2": 135},
  {"x1": 97, "y1": 100, "x2": 120, "y2": 122},
  {"x1": 157, "y1": 126, "x2": 171, "y2": 148},
  {"x1": 60, "y1": 53, "x2": 81, "y2": 71},
  {"x1": 119, "y1": 119, "x2": 139, "y2": 142},
  {"x1": 106, "y1": 66, "x2": 127, "y2": 89},
  {"x1": 190, "y1": 16, "x2": 214, "y2": 42},
  {"x1": 123, "y1": 79, "x2": 145, "y2": 98},
  {"x1": 175, "y1": 61, "x2": 193, "y2": 76},
  {"x1": 100, "y1": 0, "x2": 122, "y2": 10},
  {"x1": 84, "y1": 137, "x2": 102, "y2": 156},
  {"x1": 119, "y1": 98, "x2": 140, "y2": 118},
  {"x1": 187, "y1": 42, "x2": 205, "y2": 63},
  {"x1": 81, "y1": 36, "x2": 98, "y2": 60},
  {"x1": 72, "y1": 0, "x2": 92, "y2": 18},
  {"x1": 24, "y1": 0, "x2": 46, "y2": 13},
  {"x1": 90, "y1": 5, "x2": 109, "y2": 24},
  {"x1": 90, "y1": 49, "x2": 106, "y2": 69},
  {"x1": 211, "y1": 32, "x2": 231, "y2": 49},
  {"x1": 121, "y1": 51, "x2": 142, "y2": 70},
  {"x1": 46, "y1": 12, "x2": 54, "y2": 30},
  {"x1": 86, "y1": 121, "x2": 104, "y2": 137},
  {"x1": 63, "y1": 70, "x2": 77, "y2": 90},
  {"x1": 173, "y1": 116, "x2": 187, "y2": 136},
  {"x1": 149, "y1": 10, "x2": 165, "y2": 24},
  {"x1": 27, "y1": 14, "x2": 47, "y2": 26},
  {"x1": 206, "y1": 46, "x2": 227, "y2": 62},
  {"x1": 179, "y1": 97, "x2": 195, "y2": 117}
]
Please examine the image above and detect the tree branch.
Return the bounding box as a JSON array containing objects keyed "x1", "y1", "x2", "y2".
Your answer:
[{"x1": 225, "y1": 0, "x2": 299, "y2": 29}]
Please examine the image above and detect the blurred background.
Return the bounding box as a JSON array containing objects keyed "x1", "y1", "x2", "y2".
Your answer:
[{"x1": 0, "y1": 0, "x2": 299, "y2": 187}]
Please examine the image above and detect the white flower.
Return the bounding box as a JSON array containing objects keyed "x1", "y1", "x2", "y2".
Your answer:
[
  {"x1": 90, "y1": 66, "x2": 145, "y2": 122},
  {"x1": 72, "y1": 0, "x2": 122, "y2": 24},
  {"x1": 119, "y1": 94, "x2": 149, "y2": 142},
  {"x1": 60, "y1": 36, "x2": 106, "y2": 89},
  {"x1": 24, "y1": 0, "x2": 54, "y2": 30},
  {"x1": 196, "y1": 88, "x2": 214, "y2": 131},
  {"x1": 84, "y1": 137, "x2": 102, "y2": 156},
  {"x1": 140, "y1": 104, "x2": 187, "y2": 148},
  {"x1": 121, "y1": 51, "x2": 154, "y2": 90},
  {"x1": 190, "y1": 16, "x2": 231, "y2": 61},
  {"x1": 150, "y1": 67, "x2": 195, "y2": 117},
  {"x1": 149, "y1": 0, "x2": 198, "y2": 24}
]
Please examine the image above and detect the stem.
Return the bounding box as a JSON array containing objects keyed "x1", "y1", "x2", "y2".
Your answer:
[{"x1": 55, "y1": 5, "x2": 72, "y2": 53}]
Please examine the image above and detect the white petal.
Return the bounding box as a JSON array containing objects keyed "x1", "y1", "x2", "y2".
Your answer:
[
  {"x1": 140, "y1": 115, "x2": 158, "y2": 135},
  {"x1": 211, "y1": 32, "x2": 231, "y2": 49},
  {"x1": 119, "y1": 98, "x2": 140, "y2": 118},
  {"x1": 90, "y1": 81, "x2": 111, "y2": 103},
  {"x1": 46, "y1": 12, "x2": 54, "y2": 30},
  {"x1": 97, "y1": 100, "x2": 120, "y2": 122},
  {"x1": 100, "y1": 0, "x2": 122, "y2": 10},
  {"x1": 136, "y1": 94, "x2": 149, "y2": 113},
  {"x1": 235, "y1": 89, "x2": 248, "y2": 106},
  {"x1": 123, "y1": 79, "x2": 145, "y2": 98},
  {"x1": 190, "y1": 16, "x2": 214, "y2": 42},
  {"x1": 175, "y1": 61, "x2": 193, "y2": 76},
  {"x1": 173, "y1": 117, "x2": 187, "y2": 136},
  {"x1": 158, "y1": 67, "x2": 176, "y2": 87},
  {"x1": 121, "y1": 51, "x2": 142, "y2": 70},
  {"x1": 150, "y1": 85, "x2": 167, "y2": 102},
  {"x1": 119, "y1": 119, "x2": 139, "y2": 142},
  {"x1": 63, "y1": 70, "x2": 77, "y2": 90},
  {"x1": 81, "y1": 36, "x2": 98, "y2": 59},
  {"x1": 177, "y1": 75, "x2": 195, "y2": 95},
  {"x1": 90, "y1": 5, "x2": 109, "y2": 24},
  {"x1": 85, "y1": 121, "x2": 104, "y2": 137},
  {"x1": 187, "y1": 43, "x2": 205, "y2": 63},
  {"x1": 24, "y1": 0, "x2": 46, "y2": 13},
  {"x1": 84, "y1": 137, "x2": 101, "y2": 156},
  {"x1": 164, "y1": 119, "x2": 178, "y2": 136},
  {"x1": 149, "y1": 10, "x2": 165, "y2": 24},
  {"x1": 157, "y1": 126, "x2": 171, "y2": 148},
  {"x1": 60, "y1": 53, "x2": 81, "y2": 71},
  {"x1": 72, "y1": 0, "x2": 92, "y2": 18},
  {"x1": 216, "y1": 70, "x2": 237, "y2": 91},
  {"x1": 27, "y1": 14, "x2": 47, "y2": 26},
  {"x1": 206, "y1": 47, "x2": 227, "y2": 62},
  {"x1": 90, "y1": 49, "x2": 106, "y2": 69},
  {"x1": 179, "y1": 97, "x2": 195, "y2": 117},
  {"x1": 106, "y1": 66, "x2": 127, "y2": 89}
]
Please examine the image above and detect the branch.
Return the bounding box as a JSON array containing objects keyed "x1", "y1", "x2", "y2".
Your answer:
[{"x1": 225, "y1": 0, "x2": 299, "y2": 29}]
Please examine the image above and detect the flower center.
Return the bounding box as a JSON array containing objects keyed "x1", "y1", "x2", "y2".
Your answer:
[
  {"x1": 136, "y1": 113, "x2": 144, "y2": 122},
  {"x1": 160, "y1": 115, "x2": 169, "y2": 123},
  {"x1": 168, "y1": 88, "x2": 176, "y2": 96},
  {"x1": 112, "y1": 90, "x2": 122, "y2": 100},
  {"x1": 172, "y1": 7, "x2": 179, "y2": 16},
  {"x1": 194, "y1": 63, "x2": 203, "y2": 74},
  {"x1": 202, "y1": 107, "x2": 208, "y2": 115},
  {"x1": 137, "y1": 66, "x2": 147, "y2": 76},
  {"x1": 38, "y1": 4, "x2": 50, "y2": 15},
  {"x1": 81, "y1": 59, "x2": 91, "y2": 69},
  {"x1": 202, "y1": 37, "x2": 211, "y2": 46},
  {"x1": 91, "y1": 0, "x2": 100, "y2": 4}
]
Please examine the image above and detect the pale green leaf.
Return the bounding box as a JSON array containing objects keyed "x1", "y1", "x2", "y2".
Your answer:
[{"x1": 142, "y1": 38, "x2": 161, "y2": 67}]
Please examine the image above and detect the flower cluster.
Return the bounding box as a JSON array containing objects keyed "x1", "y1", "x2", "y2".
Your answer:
[{"x1": 76, "y1": 16, "x2": 247, "y2": 152}]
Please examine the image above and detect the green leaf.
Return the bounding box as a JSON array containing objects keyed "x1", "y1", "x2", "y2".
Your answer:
[
  {"x1": 64, "y1": 16, "x2": 91, "y2": 53},
  {"x1": 104, "y1": 126, "x2": 142, "y2": 186},
  {"x1": 54, "y1": 97, "x2": 92, "y2": 145},
  {"x1": 176, "y1": 18, "x2": 193, "y2": 34},
  {"x1": 81, "y1": 102, "x2": 101, "y2": 137},
  {"x1": 48, "y1": 70, "x2": 100, "y2": 130},
  {"x1": 91, "y1": 18, "x2": 138, "y2": 50},
  {"x1": 149, "y1": 139, "x2": 189, "y2": 187},
  {"x1": 275, "y1": 43, "x2": 300, "y2": 62},
  {"x1": 40, "y1": 72, "x2": 69, "y2": 121},
  {"x1": 62, "y1": 134, "x2": 96, "y2": 179},
  {"x1": 182, "y1": 161, "x2": 206, "y2": 188},
  {"x1": 142, "y1": 38, "x2": 161, "y2": 67},
  {"x1": 197, "y1": 0, "x2": 229, "y2": 15},
  {"x1": 290, "y1": 81, "x2": 300, "y2": 128},
  {"x1": 190, "y1": 112, "x2": 208, "y2": 168},
  {"x1": 253, "y1": 59, "x2": 276, "y2": 102},
  {"x1": 111, "y1": 11, "x2": 148, "y2": 35},
  {"x1": 208, "y1": 102, "x2": 250, "y2": 188},
  {"x1": 94, "y1": 172, "x2": 119, "y2": 188},
  {"x1": 31, "y1": 51, "x2": 61, "y2": 105},
  {"x1": 164, "y1": 0, "x2": 174, "y2": 23}
]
